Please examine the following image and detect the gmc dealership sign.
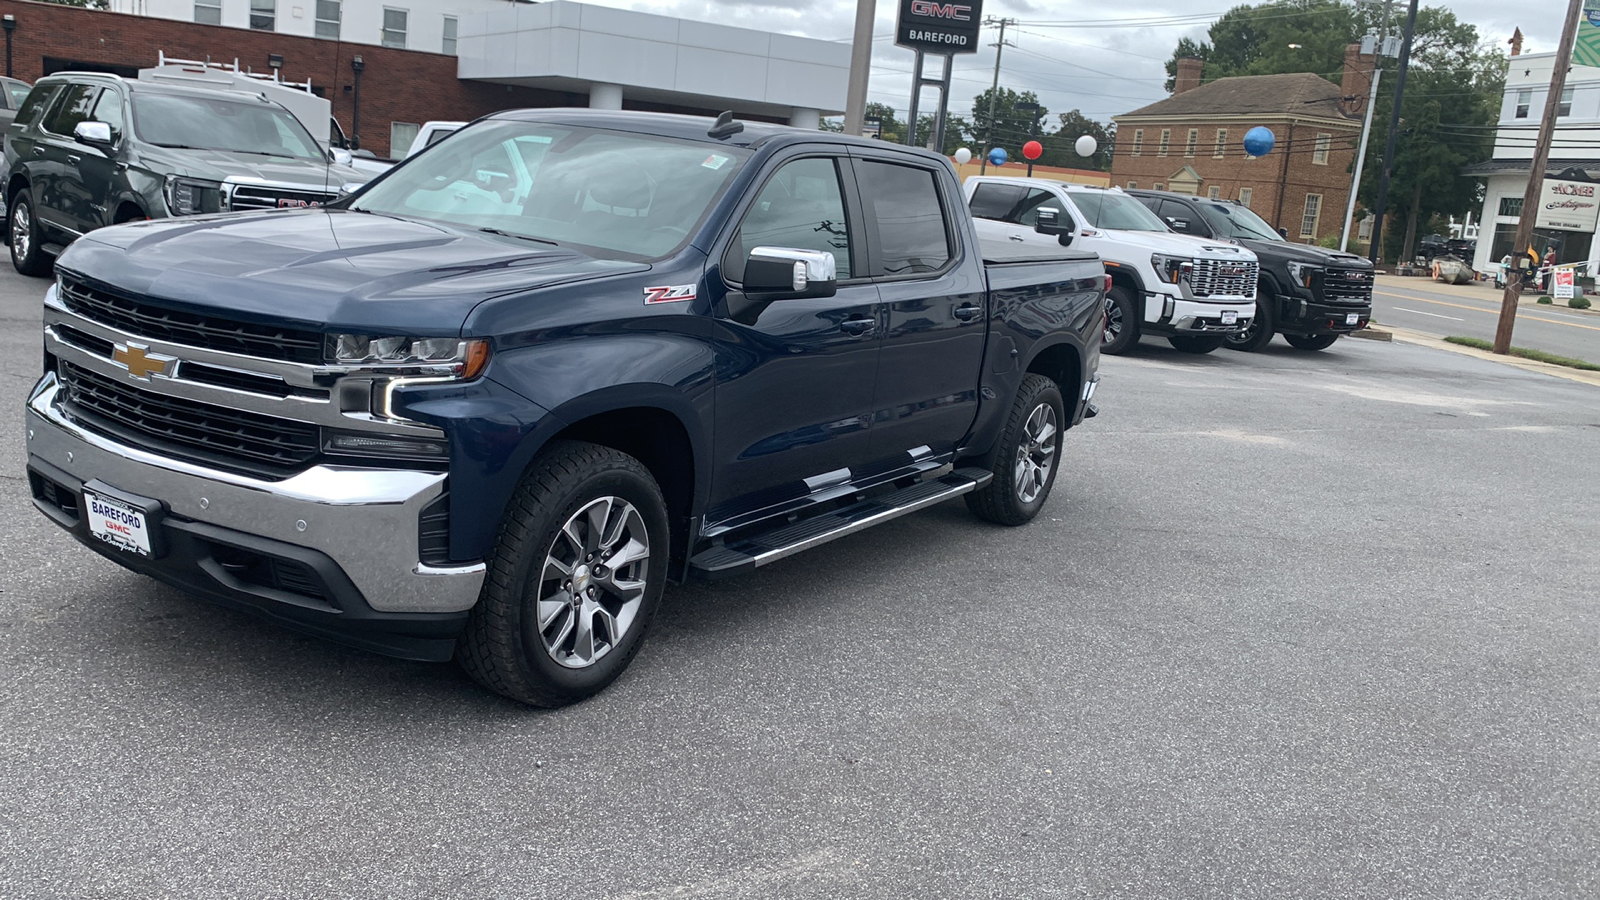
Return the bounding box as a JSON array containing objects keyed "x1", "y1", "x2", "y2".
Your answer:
[{"x1": 896, "y1": 0, "x2": 984, "y2": 55}]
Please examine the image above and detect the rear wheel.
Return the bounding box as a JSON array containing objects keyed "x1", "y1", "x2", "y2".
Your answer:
[
  {"x1": 1167, "y1": 335, "x2": 1225, "y2": 354},
  {"x1": 1285, "y1": 333, "x2": 1339, "y2": 351},
  {"x1": 1101, "y1": 285, "x2": 1140, "y2": 355},
  {"x1": 457, "y1": 441, "x2": 670, "y2": 707},
  {"x1": 9, "y1": 190, "x2": 50, "y2": 277},
  {"x1": 966, "y1": 374, "x2": 1065, "y2": 526},
  {"x1": 1224, "y1": 296, "x2": 1275, "y2": 352}
]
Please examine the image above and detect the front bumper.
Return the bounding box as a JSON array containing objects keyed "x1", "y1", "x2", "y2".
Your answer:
[
  {"x1": 1281, "y1": 297, "x2": 1372, "y2": 335},
  {"x1": 25, "y1": 374, "x2": 485, "y2": 660},
  {"x1": 1146, "y1": 292, "x2": 1257, "y2": 335}
]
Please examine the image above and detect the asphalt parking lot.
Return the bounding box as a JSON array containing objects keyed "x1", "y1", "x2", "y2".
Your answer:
[{"x1": 2, "y1": 264, "x2": 1598, "y2": 898}]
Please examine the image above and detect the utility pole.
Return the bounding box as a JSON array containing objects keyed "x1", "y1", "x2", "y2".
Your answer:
[
  {"x1": 1365, "y1": 0, "x2": 1418, "y2": 268},
  {"x1": 1494, "y1": 0, "x2": 1584, "y2": 355},
  {"x1": 1339, "y1": 0, "x2": 1394, "y2": 252},
  {"x1": 978, "y1": 17, "x2": 1015, "y2": 175},
  {"x1": 843, "y1": 0, "x2": 877, "y2": 136}
]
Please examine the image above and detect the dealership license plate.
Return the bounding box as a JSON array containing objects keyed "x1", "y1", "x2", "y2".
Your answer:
[
  {"x1": 84, "y1": 489, "x2": 151, "y2": 557},
  {"x1": 1346, "y1": 313, "x2": 1361, "y2": 325},
  {"x1": 1221, "y1": 310, "x2": 1238, "y2": 325}
]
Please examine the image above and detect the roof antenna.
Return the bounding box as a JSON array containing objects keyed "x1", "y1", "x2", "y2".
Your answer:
[{"x1": 708, "y1": 110, "x2": 744, "y2": 140}]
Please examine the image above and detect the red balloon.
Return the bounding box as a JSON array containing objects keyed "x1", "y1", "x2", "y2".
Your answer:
[{"x1": 1023, "y1": 140, "x2": 1043, "y2": 161}]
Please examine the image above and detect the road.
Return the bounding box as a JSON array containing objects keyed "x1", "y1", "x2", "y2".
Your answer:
[
  {"x1": 1369, "y1": 275, "x2": 1600, "y2": 363},
  {"x1": 3, "y1": 261, "x2": 1599, "y2": 897}
]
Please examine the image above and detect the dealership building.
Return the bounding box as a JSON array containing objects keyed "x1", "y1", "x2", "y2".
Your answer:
[{"x1": 3, "y1": 0, "x2": 846, "y2": 157}]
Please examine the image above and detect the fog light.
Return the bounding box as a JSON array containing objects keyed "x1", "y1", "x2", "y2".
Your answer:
[{"x1": 324, "y1": 430, "x2": 448, "y2": 459}]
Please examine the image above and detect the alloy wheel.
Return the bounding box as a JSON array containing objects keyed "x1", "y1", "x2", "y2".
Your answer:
[
  {"x1": 535, "y1": 496, "x2": 651, "y2": 669},
  {"x1": 11, "y1": 202, "x2": 29, "y2": 262},
  {"x1": 1103, "y1": 295, "x2": 1122, "y2": 343},
  {"x1": 1013, "y1": 402, "x2": 1058, "y2": 504}
]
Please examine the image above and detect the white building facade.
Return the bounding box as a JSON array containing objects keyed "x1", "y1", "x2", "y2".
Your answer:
[
  {"x1": 1467, "y1": 51, "x2": 1600, "y2": 275},
  {"x1": 106, "y1": 0, "x2": 517, "y2": 57}
]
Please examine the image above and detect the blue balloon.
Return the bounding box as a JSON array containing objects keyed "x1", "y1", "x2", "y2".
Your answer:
[
  {"x1": 1243, "y1": 126, "x2": 1276, "y2": 157},
  {"x1": 988, "y1": 147, "x2": 1008, "y2": 167}
]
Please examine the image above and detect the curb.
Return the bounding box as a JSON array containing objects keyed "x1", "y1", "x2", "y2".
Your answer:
[
  {"x1": 1373, "y1": 323, "x2": 1600, "y2": 389},
  {"x1": 1348, "y1": 327, "x2": 1392, "y2": 342}
]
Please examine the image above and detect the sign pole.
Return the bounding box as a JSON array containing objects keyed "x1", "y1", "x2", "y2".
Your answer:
[
  {"x1": 905, "y1": 51, "x2": 925, "y2": 147},
  {"x1": 1494, "y1": 0, "x2": 1583, "y2": 355},
  {"x1": 932, "y1": 53, "x2": 953, "y2": 152}
]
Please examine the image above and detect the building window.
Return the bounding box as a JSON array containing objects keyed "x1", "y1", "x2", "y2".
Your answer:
[
  {"x1": 315, "y1": 0, "x2": 341, "y2": 39},
  {"x1": 1214, "y1": 128, "x2": 1227, "y2": 158},
  {"x1": 1559, "y1": 86, "x2": 1574, "y2": 117},
  {"x1": 1127, "y1": 181, "x2": 1137, "y2": 189},
  {"x1": 1301, "y1": 193, "x2": 1323, "y2": 238},
  {"x1": 442, "y1": 15, "x2": 457, "y2": 55},
  {"x1": 391, "y1": 121, "x2": 420, "y2": 157},
  {"x1": 1208, "y1": 186, "x2": 1221, "y2": 199},
  {"x1": 1154, "y1": 182, "x2": 1165, "y2": 191},
  {"x1": 1312, "y1": 133, "x2": 1332, "y2": 165},
  {"x1": 1239, "y1": 187, "x2": 1253, "y2": 208},
  {"x1": 1131, "y1": 129, "x2": 1143, "y2": 156},
  {"x1": 1184, "y1": 128, "x2": 1198, "y2": 157},
  {"x1": 1498, "y1": 196, "x2": 1524, "y2": 217},
  {"x1": 1158, "y1": 129, "x2": 1171, "y2": 156},
  {"x1": 193, "y1": 0, "x2": 221, "y2": 24},
  {"x1": 1515, "y1": 89, "x2": 1531, "y2": 118},
  {"x1": 382, "y1": 7, "x2": 408, "y2": 48},
  {"x1": 249, "y1": 0, "x2": 275, "y2": 31}
]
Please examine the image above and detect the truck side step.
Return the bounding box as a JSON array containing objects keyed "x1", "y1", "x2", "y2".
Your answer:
[{"x1": 689, "y1": 467, "x2": 994, "y2": 579}]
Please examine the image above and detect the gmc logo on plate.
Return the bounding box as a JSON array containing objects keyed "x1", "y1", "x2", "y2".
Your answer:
[
  {"x1": 910, "y1": 1, "x2": 972, "y2": 19},
  {"x1": 277, "y1": 198, "x2": 322, "y2": 208}
]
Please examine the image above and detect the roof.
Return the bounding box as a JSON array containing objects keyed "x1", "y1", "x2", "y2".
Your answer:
[
  {"x1": 1116, "y1": 72, "x2": 1357, "y2": 122},
  {"x1": 40, "y1": 71, "x2": 275, "y2": 103},
  {"x1": 1461, "y1": 157, "x2": 1600, "y2": 178}
]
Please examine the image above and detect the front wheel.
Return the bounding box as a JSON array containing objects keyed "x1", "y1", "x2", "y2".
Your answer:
[
  {"x1": 1101, "y1": 285, "x2": 1140, "y2": 355},
  {"x1": 1224, "y1": 297, "x2": 1275, "y2": 352},
  {"x1": 1285, "y1": 333, "x2": 1339, "y2": 351},
  {"x1": 966, "y1": 374, "x2": 1065, "y2": 526},
  {"x1": 9, "y1": 190, "x2": 50, "y2": 277},
  {"x1": 458, "y1": 441, "x2": 670, "y2": 707},
  {"x1": 1167, "y1": 335, "x2": 1225, "y2": 354}
]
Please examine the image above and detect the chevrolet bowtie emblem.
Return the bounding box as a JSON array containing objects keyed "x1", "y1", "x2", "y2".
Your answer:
[{"x1": 112, "y1": 342, "x2": 176, "y2": 380}]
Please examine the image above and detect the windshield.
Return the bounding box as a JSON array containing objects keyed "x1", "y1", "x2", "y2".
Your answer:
[
  {"x1": 351, "y1": 120, "x2": 750, "y2": 261},
  {"x1": 4, "y1": 79, "x2": 29, "y2": 109},
  {"x1": 131, "y1": 93, "x2": 324, "y2": 160},
  {"x1": 1196, "y1": 201, "x2": 1284, "y2": 242},
  {"x1": 1071, "y1": 191, "x2": 1169, "y2": 232}
]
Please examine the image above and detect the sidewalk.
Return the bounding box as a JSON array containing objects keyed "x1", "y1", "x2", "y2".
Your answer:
[
  {"x1": 1379, "y1": 324, "x2": 1600, "y2": 389},
  {"x1": 1375, "y1": 273, "x2": 1600, "y2": 318}
]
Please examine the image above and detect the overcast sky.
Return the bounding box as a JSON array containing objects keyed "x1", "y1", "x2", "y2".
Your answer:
[{"x1": 581, "y1": 0, "x2": 1551, "y2": 126}]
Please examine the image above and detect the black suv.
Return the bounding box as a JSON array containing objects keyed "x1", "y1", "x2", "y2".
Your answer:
[
  {"x1": 1129, "y1": 190, "x2": 1374, "y2": 352},
  {"x1": 5, "y1": 72, "x2": 366, "y2": 276}
]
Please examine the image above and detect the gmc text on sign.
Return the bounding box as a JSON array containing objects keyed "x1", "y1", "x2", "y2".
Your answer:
[{"x1": 896, "y1": 0, "x2": 984, "y2": 55}]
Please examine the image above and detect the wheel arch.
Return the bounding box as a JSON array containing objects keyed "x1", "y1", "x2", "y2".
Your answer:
[{"x1": 1021, "y1": 338, "x2": 1083, "y2": 422}]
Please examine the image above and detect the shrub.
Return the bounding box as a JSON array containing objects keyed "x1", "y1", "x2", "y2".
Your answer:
[
  {"x1": 1537, "y1": 295, "x2": 1554, "y2": 304},
  {"x1": 1570, "y1": 296, "x2": 1592, "y2": 310}
]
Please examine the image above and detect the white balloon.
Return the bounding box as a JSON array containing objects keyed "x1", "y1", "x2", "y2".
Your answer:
[
  {"x1": 1075, "y1": 135, "x2": 1098, "y2": 158},
  {"x1": 953, "y1": 147, "x2": 973, "y2": 165}
]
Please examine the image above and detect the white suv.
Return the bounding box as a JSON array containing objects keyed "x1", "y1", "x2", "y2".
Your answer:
[{"x1": 966, "y1": 177, "x2": 1258, "y2": 354}]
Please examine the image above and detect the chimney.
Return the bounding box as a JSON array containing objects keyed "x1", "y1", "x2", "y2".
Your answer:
[
  {"x1": 1510, "y1": 27, "x2": 1524, "y2": 57},
  {"x1": 1174, "y1": 57, "x2": 1204, "y2": 95},
  {"x1": 1340, "y1": 43, "x2": 1375, "y2": 117}
]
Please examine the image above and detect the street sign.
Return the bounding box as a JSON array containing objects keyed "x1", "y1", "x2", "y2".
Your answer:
[
  {"x1": 895, "y1": 0, "x2": 984, "y2": 55},
  {"x1": 1554, "y1": 268, "x2": 1575, "y2": 298}
]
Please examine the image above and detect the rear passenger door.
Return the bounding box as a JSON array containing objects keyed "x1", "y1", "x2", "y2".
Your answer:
[
  {"x1": 852, "y1": 153, "x2": 987, "y2": 464},
  {"x1": 32, "y1": 83, "x2": 101, "y2": 239},
  {"x1": 967, "y1": 181, "x2": 1067, "y2": 249}
]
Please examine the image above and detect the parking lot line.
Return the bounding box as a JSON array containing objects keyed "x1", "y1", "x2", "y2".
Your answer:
[{"x1": 1374, "y1": 291, "x2": 1600, "y2": 332}]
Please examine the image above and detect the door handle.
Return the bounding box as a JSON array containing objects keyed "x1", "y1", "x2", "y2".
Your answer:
[
  {"x1": 954, "y1": 304, "x2": 983, "y2": 321},
  {"x1": 31, "y1": 145, "x2": 42, "y2": 156},
  {"x1": 840, "y1": 317, "x2": 875, "y2": 336},
  {"x1": 1008, "y1": 234, "x2": 1024, "y2": 242},
  {"x1": 66, "y1": 154, "x2": 81, "y2": 165}
]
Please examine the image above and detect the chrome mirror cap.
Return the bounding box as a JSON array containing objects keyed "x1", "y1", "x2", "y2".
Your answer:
[
  {"x1": 74, "y1": 121, "x2": 113, "y2": 146},
  {"x1": 748, "y1": 247, "x2": 837, "y2": 291}
]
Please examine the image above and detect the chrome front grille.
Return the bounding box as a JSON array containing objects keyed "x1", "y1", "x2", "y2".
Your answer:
[
  {"x1": 1321, "y1": 267, "x2": 1375, "y2": 304},
  {"x1": 228, "y1": 185, "x2": 339, "y2": 211},
  {"x1": 1189, "y1": 259, "x2": 1258, "y2": 299}
]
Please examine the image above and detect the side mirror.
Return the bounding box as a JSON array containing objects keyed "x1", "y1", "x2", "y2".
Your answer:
[
  {"x1": 337, "y1": 181, "x2": 365, "y2": 198},
  {"x1": 1166, "y1": 217, "x2": 1192, "y2": 234},
  {"x1": 744, "y1": 247, "x2": 837, "y2": 300},
  {"x1": 74, "y1": 120, "x2": 113, "y2": 148},
  {"x1": 1278, "y1": 227, "x2": 1289, "y2": 238},
  {"x1": 1034, "y1": 207, "x2": 1073, "y2": 246}
]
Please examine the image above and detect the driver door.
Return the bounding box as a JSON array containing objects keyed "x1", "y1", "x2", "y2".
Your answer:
[{"x1": 968, "y1": 181, "x2": 1067, "y2": 248}]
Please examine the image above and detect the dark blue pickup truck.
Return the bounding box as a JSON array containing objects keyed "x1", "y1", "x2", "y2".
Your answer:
[{"x1": 25, "y1": 109, "x2": 1102, "y2": 706}]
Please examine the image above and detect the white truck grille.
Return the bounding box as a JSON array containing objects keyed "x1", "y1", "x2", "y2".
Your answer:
[
  {"x1": 228, "y1": 185, "x2": 339, "y2": 211},
  {"x1": 1189, "y1": 259, "x2": 1258, "y2": 300}
]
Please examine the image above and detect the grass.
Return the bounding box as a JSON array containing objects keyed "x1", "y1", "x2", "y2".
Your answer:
[{"x1": 1444, "y1": 336, "x2": 1600, "y2": 371}]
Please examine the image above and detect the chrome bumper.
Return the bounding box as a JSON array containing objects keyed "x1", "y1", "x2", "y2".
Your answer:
[{"x1": 26, "y1": 374, "x2": 484, "y2": 614}]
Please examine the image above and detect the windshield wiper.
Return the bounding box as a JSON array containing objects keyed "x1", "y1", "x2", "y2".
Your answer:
[{"x1": 477, "y1": 227, "x2": 561, "y2": 247}]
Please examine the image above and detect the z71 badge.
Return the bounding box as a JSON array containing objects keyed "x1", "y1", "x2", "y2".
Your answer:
[{"x1": 643, "y1": 284, "x2": 697, "y2": 304}]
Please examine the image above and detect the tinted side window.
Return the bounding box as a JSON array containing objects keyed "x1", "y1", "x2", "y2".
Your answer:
[
  {"x1": 42, "y1": 85, "x2": 99, "y2": 136},
  {"x1": 1158, "y1": 199, "x2": 1202, "y2": 235},
  {"x1": 1014, "y1": 188, "x2": 1061, "y2": 227},
  {"x1": 857, "y1": 160, "x2": 949, "y2": 276},
  {"x1": 90, "y1": 89, "x2": 124, "y2": 143},
  {"x1": 968, "y1": 182, "x2": 1024, "y2": 221},
  {"x1": 725, "y1": 157, "x2": 852, "y2": 282},
  {"x1": 14, "y1": 85, "x2": 61, "y2": 130}
]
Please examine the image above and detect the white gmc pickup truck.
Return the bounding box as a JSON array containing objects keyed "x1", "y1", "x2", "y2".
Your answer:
[{"x1": 965, "y1": 177, "x2": 1259, "y2": 355}]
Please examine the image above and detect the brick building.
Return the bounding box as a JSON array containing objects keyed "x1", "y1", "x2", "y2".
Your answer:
[{"x1": 1111, "y1": 47, "x2": 1373, "y2": 244}]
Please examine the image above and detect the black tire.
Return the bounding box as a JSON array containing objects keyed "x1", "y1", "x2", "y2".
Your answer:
[
  {"x1": 966, "y1": 374, "x2": 1065, "y2": 526},
  {"x1": 1224, "y1": 294, "x2": 1275, "y2": 352},
  {"x1": 457, "y1": 440, "x2": 670, "y2": 707},
  {"x1": 9, "y1": 190, "x2": 50, "y2": 277},
  {"x1": 1101, "y1": 284, "x2": 1140, "y2": 355},
  {"x1": 1167, "y1": 335, "x2": 1225, "y2": 354},
  {"x1": 1284, "y1": 333, "x2": 1339, "y2": 351}
]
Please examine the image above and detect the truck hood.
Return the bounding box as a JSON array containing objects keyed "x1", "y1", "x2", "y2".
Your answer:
[
  {"x1": 1095, "y1": 228, "x2": 1259, "y2": 263},
  {"x1": 1241, "y1": 239, "x2": 1373, "y2": 269},
  {"x1": 135, "y1": 146, "x2": 370, "y2": 188},
  {"x1": 60, "y1": 209, "x2": 648, "y2": 335}
]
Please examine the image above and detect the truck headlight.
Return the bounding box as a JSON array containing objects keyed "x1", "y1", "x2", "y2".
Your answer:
[
  {"x1": 164, "y1": 176, "x2": 225, "y2": 216},
  {"x1": 331, "y1": 335, "x2": 492, "y2": 379},
  {"x1": 1286, "y1": 261, "x2": 1323, "y2": 288},
  {"x1": 1151, "y1": 254, "x2": 1193, "y2": 284}
]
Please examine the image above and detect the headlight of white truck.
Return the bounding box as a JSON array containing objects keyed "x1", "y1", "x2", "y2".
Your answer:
[{"x1": 1151, "y1": 254, "x2": 1193, "y2": 284}]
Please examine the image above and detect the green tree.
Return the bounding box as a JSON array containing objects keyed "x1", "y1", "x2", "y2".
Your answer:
[
  {"x1": 40, "y1": 0, "x2": 109, "y2": 7},
  {"x1": 1042, "y1": 110, "x2": 1115, "y2": 171},
  {"x1": 913, "y1": 113, "x2": 971, "y2": 154},
  {"x1": 969, "y1": 88, "x2": 1047, "y2": 155},
  {"x1": 1164, "y1": 0, "x2": 1371, "y2": 90}
]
